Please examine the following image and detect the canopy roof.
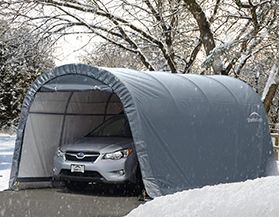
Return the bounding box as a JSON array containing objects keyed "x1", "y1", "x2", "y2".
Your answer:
[{"x1": 10, "y1": 64, "x2": 277, "y2": 197}]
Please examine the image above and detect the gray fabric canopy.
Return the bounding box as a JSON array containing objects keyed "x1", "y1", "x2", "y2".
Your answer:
[{"x1": 10, "y1": 64, "x2": 277, "y2": 198}]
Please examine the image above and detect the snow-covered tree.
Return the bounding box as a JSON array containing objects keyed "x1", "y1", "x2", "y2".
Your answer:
[
  {"x1": 2, "y1": 0, "x2": 279, "y2": 122},
  {"x1": 81, "y1": 42, "x2": 145, "y2": 69},
  {"x1": 0, "y1": 19, "x2": 54, "y2": 131}
]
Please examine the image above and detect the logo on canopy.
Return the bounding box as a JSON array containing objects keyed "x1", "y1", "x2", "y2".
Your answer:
[{"x1": 247, "y1": 112, "x2": 263, "y2": 123}]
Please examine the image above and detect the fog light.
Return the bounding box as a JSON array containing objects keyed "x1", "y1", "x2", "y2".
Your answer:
[{"x1": 119, "y1": 169, "x2": 125, "y2": 176}]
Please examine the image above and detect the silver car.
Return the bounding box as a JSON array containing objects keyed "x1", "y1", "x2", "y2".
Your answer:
[{"x1": 53, "y1": 115, "x2": 139, "y2": 189}]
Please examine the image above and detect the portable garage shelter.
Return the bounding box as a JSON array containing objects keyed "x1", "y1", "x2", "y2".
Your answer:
[{"x1": 10, "y1": 64, "x2": 277, "y2": 198}]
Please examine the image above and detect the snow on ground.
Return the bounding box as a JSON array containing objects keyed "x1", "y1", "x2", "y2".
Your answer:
[
  {"x1": 127, "y1": 175, "x2": 279, "y2": 217},
  {"x1": 0, "y1": 134, "x2": 15, "y2": 191},
  {"x1": 1, "y1": 134, "x2": 279, "y2": 217}
]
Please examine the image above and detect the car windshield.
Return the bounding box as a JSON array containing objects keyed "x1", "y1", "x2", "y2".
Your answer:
[{"x1": 87, "y1": 115, "x2": 132, "y2": 137}]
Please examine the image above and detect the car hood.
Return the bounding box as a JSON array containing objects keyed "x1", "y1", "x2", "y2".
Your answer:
[{"x1": 60, "y1": 137, "x2": 133, "y2": 153}]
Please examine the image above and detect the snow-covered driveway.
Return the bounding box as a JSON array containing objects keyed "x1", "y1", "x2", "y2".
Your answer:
[{"x1": 0, "y1": 134, "x2": 15, "y2": 191}]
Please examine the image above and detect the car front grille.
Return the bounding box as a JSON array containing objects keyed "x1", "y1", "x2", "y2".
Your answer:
[{"x1": 65, "y1": 151, "x2": 100, "y2": 162}]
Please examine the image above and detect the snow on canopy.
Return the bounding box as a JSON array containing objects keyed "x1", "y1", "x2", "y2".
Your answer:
[{"x1": 10, "y1": 64, "x2": 277, "y2": 198}]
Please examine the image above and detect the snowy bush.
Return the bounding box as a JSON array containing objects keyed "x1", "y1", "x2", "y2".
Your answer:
[{"x1": 0, "y1": 20, "x2": 54, "y2": 131}]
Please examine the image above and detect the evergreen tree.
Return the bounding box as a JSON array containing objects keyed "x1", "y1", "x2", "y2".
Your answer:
[{"x1": 0, "y1": 20, "x2": 54, "y2": 131}]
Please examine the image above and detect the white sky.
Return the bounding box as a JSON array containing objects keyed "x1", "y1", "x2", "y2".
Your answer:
[
  {"x1": 38, "y1": 5, "x2": 97, "y2": 66},
  {"x1": 53, "y1": 34, "x2": 91, "y2": 66}
]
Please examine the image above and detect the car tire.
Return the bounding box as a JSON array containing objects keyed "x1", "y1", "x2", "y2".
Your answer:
[{"x1": 65, "y1": 181, "x2": 88, "y2": 191}]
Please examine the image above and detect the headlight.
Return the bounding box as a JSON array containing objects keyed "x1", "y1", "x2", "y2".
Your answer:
[
  {"x1": 56, "y1": 148, "x2": 65, "y2": 159},
  {"x1": 103, "y1": 148, "x2": 133, "y2": 160}
]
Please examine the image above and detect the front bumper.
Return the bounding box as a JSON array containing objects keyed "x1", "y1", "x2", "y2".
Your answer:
[{"x1": 53, "y1": 152, "x2": 137, "y2": 183}]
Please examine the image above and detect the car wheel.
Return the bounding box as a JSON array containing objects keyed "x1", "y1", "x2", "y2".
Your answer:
[
  {"x1": 127, "y1": 165, "x2": 144, "y2": 195},
  {"x1": 65, "y1": 181, "x2": 88, "y2": 191}
]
